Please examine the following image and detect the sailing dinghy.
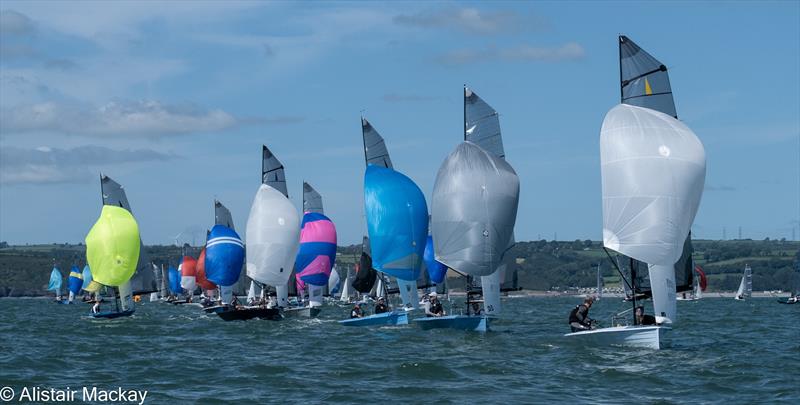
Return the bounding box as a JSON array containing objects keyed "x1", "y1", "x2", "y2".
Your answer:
[
  {"x1": 340, "y1": 118, "x2": 426, "y2": 327},
  {"x1": 66, "y1": 265, "x2": 83, "y2": 304},
  {"x1": 565, "y1": 35, "x2": 706, "y2": 349},
  {"x1": 734, "y1": 264, "x2": 753, "y2": 300},
  {"x1": 418, "y1": 86, "x2": 520, "y2": 332},
  {"x1": 285, "y1": 182, "x2": 336, "y2": 318},
  {"x1": 239, "y1": 145, "x2": 301, "y2": 321},
  {"x1": 47, "y1": 265, "x2": 64, "y2": 303}
]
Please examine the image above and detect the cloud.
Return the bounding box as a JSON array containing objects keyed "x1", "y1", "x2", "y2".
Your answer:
[
  {"x1": 0, "y1": 145, "x2": 176, "y2": 184},
  {"x1": 0, "y1": 10, "x2": 36, "y2": 36},
  {"x1": 436, "y1": 42, "x2": 585, "y2": 66},
  {"x1": 704, "y1": 184, "x2": 737, "y2": 192},
  {"x1": 382, "y1": 93, "x2": 439, "y2": 103},
  {"x1": 393, "y1": 7, "x2": 535, "y2": 35},
  {"x1": 0, "y1": 100, "x2": 241, "y2": 137},
  {"x1": 254, "y1": 115, "x2": 306, "y2": 125}
]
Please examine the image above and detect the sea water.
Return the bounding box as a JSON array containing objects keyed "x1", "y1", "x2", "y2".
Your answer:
[{"x1": 0, "y1": 296, "x2": 796, "y2": 403}]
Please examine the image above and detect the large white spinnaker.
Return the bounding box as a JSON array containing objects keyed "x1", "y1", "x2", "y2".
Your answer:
[
  {"x1": 246, "y1": 146, "x2": 300, "y2": 308},
  {"x1": 600, "y1": 104, "x2": 706, "y2": 323}
]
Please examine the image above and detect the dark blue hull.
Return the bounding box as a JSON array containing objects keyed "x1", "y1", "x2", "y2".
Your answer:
[{"x1": 91, "y1": 309, "x2": 134, "y2": 319}]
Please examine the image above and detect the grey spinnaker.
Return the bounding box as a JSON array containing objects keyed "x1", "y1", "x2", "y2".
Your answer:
[
  {"x1": 464, "y1": 86, "x2": 505, "y2": 159},
  {"x1": 262, "y1": 145, "x2": 288, "y2": 197},
  {"x1": 303, "y1": 182, "x2": 324, "y2": 214},
  {"x1": 619, "y1": 35, "x2": 677, "y2": 118},
  {"x1": 431, "y1": 142, "x2": 520, "y2": 277},
  {"x1": 100, "y1": 175, "x2": 156, "y2": 295},
  {"x1": 361, "y1": 117, "x2": 392, "y2": 169}
]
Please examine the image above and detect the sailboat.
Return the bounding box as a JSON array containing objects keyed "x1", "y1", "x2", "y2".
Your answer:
[
  {"x1": 202, "y1": 200, "x2": 249, "y2": 320},
  {"x1": 565, "y1": 35, "x2": 706, "y2": 349},
  {"x1": 341, "y1": 118, "x2": 427, "y2": 326},
  {"x1": 84, "y1": 203, "x2": 141, "y2": 319},
  {"x1": 173, "y1": 245, "x2": 198, "y2": 305},
  {"x1": 66, "y1": 265, "x2": 83, "y2": 304},
  {"x1": 338, "y1": 263, "x2": 356, "y2": 304},
  {"x1": 80, "y1": 265, "x2": 94, "y2": 302},
  {"x1": 47, "y1": 265, "x2": 64, "y2": 303},
  {"x1": 99, "y1": 176, "x2": 158, "y2": 303},
  {"x1": 285, "y1": 182, "x2": 336, "y2": 318},
  {"x1": 678, "y1": 264, "x2": 707, "y2": 301},
  {"x1": 734, "y1": 264, "x2": 753, "y2": 300},
  {"x1": 242, "y1": 145, "x2": 300, "y2": 321},
  {"x1": 84, "y1": 175, "x2": 150, "y2": 318},
  {"x1": 167, "y1": 265, "x2": 182, "y2": 300},
  {"x1": 420, "y1": 86, "x2": 520, "y2": 332}
]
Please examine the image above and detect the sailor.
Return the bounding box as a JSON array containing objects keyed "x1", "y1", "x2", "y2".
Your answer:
[
  {"x1": 91, "y1": 298, "x2": 101, "y2": 314},
  {"x1": 374, "y1": 297, "x2": 388, "y2": 314},
  {"x1": 471, "y1": 302, "x2": 482, "y2": 315},
  {"x1": 568, "y1": 296, "x2": 595, "y2": 332},
  {"x1": 350, "y1": 303, "x2": 363, "y2": 318},
  {"x1": 634, "y1": 306, "x2": 657, "y2": 325},
  {"x1": 426, "y1": 292, "x2": 444, "y2": 317}
]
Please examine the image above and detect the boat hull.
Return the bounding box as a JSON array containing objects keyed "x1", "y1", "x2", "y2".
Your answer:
[
  {"x1": 413, "y1": 315, "x2": 489, "y2": 332},
  {"x1": 564, "y1": 325, "x2": 669, "y2": 349},
  {"x1": 91, "y1": 309, "x2": 134, "y2": 319},
  {"x1": 203, "y1": 304, "x2": 230, "y2": 314},
  {"x1": 282, "y1": 306, "x2": 321, "y2": 318},
  {"x1": 338, "y1": 311, "x2": 408, "y2": 326},
  {"x1": 216, "y1": 306, "x2": 282, "y2": 321}
]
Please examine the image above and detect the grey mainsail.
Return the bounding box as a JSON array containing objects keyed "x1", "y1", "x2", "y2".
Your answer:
[
  {"x1": 464, "y1": 86, "x2": 505, "y2": 159},
  {"x1": 673, "y1": 234, "x2": 695, "y2": 293},
  {"x1": 100, "y1": 175, "x2": 156, "y2": 295},
  {"x1": 619, "y1": 35, "x2": 677, "y2": 118},
  {"x1": 262, "y1": 145, "x2": 288, "y2": 197},
  {"x1": 214, "y1": 200, "x2": 234, "y2": 230},
  {"x1": 302, "y1": 182, "x2": 324, "y2": 214},
  {"x1": 361, "y1": 117, "x2": 393, "y2": 169},
  {"x1": 430, "y1": 142, "x2": 520, "y2": 277}
]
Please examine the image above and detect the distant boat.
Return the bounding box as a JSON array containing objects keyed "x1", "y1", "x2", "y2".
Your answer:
[
  {"x1": 80, "y1": 265, "x2": 93, "y2": 302},
  {"x1": 175, "y1": 245, "x2": 197, "y2": 304},
  {"x1": 47, "y1": 265, "x2": 63, "y2": 302},
  {"x1": 420, "y1": 86, "x2": 520, "y2": 332},
  {"x1": 678, "y1": 264, "x2": 707, "y2": 301},
  {"x1": 734, "y1": 264, "x2": 753, "y2": 301},
  {"x1": 195, "y1": 238, "x2": 218, "y2": 305},
  {"x1": 66, "y1": 265, "x2": 83, "y2": 304},
  {"x1": 241, "y1": 145, "x2": 299, "y2": 321},
  {"x1": 565, "y1": 35, "x2": 706, "y2": 349}
]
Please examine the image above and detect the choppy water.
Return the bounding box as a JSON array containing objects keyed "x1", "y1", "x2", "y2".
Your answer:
[{"x1": 0, "y1": 296, "x2": 797, "y2": 404}]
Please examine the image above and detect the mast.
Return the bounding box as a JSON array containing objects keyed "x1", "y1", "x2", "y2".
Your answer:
[{"x1": 631, "y1": 258, "x2": 637, "y2": 325}]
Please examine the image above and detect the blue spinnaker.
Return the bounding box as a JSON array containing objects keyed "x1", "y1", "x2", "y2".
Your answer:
[
  {"x1": 47, "y1": 267, "x2": 63, "y2": 292},
  {"x1": 364, "y1": 165, "x2": 428, "y2": 281},
  {"x1": 67, "y1": 265, "x2": 83, "y2": 295},
  {"x1": 81, "y1": 265, "x2": 93, "y2": 291},
  {"x1": 168, "y1": 266, "x2": 182, "y2": 295},
  {"x1": 424, "y1": 236, "x2": 447, "y2": 284},
  {"x1": 204, "y1": 224, "x2": 245, "y2": 287}
]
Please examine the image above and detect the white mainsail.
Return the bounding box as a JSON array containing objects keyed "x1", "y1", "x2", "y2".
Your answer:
[{"x1": 601, "y1": 104, "x2": 706, "y2": 323}]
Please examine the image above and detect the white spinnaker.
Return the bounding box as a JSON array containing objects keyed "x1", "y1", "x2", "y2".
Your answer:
[
  {"x1": 601, "y1": 104, "x2": 706, "y2": 323},
  {"x1": 601, "y1": 104, "x2": 705, "y2": 266},
  {"x1": 327, "y1": 266, "x2": 340, "y2": 294},
  {"x1": 181, "y1": 276, "x2": 196, "y2": 293},
  {"x1": 245, "y1": 184, "x2": 301, "y2": 289}
]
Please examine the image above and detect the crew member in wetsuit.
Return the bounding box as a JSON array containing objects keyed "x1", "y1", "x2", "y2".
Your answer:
[
  {"x1": 374, "y1": 297, "x2": 388, "y2": 314},
  {"x1": 426, "y1": 292, "x2": 444, "y2": 317},
  {"x1": 634, "y1": 306, "x2": 657, "y2": 325},
  {"x1": 350, "y1": 303, "x2": 363, "y2": 318},
  {"x1": 568, "y1": 296, "x2": 595, "y2": 332}
]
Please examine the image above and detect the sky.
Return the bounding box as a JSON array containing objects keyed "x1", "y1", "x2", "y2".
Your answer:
[{"x1": 0, "y1": 0, "x2": 798, "y2": 246}]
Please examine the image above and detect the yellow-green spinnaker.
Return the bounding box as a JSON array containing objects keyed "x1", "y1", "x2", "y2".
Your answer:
[{"x1": 84, "y1": 205, "x2": 141, "y2": 291}]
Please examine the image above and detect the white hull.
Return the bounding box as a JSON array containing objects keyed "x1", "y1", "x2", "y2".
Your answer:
[{"x1": 564, "y1": 325, "x2": 669, "y2": 350}]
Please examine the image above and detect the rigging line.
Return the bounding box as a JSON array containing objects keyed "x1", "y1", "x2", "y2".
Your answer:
[
  {"x1": 622, "y1": 91, "x2": 673, "y2": 100},
  {"x1": 602, "y1": 247, "x2": 633, "y2": 292},
  {"x1": 620, "y1": 65, "x2": 667, "y2": 88}
]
